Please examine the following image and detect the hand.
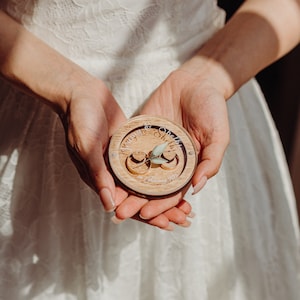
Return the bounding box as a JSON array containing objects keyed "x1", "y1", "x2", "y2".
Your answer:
[
  {"x1": 59, "y1": 78, "x2": 126, "y2": 211},
  {"x1": 114, "y1": 68, "x2": 229, "y2": 228},
  {"x1": 137, "y1": 67, "x2": 229, "y2": 194},
  {"x1": 59, "y1": 77, "x2": 192, "y2": 230}
]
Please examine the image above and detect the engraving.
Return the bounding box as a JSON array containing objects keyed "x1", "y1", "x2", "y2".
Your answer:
[{"x1": 108, "y1": 116, "x2": 197, "y2": 198}]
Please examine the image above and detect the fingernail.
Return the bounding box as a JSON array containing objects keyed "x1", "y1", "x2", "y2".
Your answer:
[
  {"x1": 188, "y1": 211, "x2": 196, "y2": 218},
  {"x1": 179, "y1": 220, "x2": 192, "y2": 228},
  {"x1": 164, "y1": 224, "x2": 175, "y2": 231},
  {"x1": 100, "y1": 188, "x2": 116, "y2": 212},
  {"x1": 192, "y1": 176, "x2": 207, "y2": 195},
  {"x1": 139, "y1": 213, "x2": 149, "y2": 220},
  {"x1": 111, "y1": 215, "x2": 124, "y2": 224}
]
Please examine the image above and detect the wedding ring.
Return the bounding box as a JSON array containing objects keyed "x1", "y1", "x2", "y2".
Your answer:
[
  {"x1": 161, "y1": 153, "x2": 179, "y2": 170},
  {"x1": 126, "y1": 152, "x2": 150, "y2": 174}
]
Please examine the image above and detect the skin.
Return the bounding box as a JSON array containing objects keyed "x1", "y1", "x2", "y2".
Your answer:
[
  {"x1": 1, "y1": 0, "x2": 300, "y2": 230},
  {"x1": 116, "y1": 0, "x2": 300, "y2": 223},
  {"x1": 0, "y1": 10, "x2": 191, "y2": 230}
]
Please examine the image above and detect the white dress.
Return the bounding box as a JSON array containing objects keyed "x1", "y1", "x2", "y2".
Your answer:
[{"x1": 0, "y1": 1, "x2": 299, "y2": 299}]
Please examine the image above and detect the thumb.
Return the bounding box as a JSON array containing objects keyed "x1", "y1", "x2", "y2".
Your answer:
[
  {"x1": 67, "y1": 138, "x2": 117, "y2": 212},
  {"x1": 85, "y1": 145, "x2": 117, "y2": 212},
  {"x1": 191, "y1": 141, "x2": 228, "y2": 194}
]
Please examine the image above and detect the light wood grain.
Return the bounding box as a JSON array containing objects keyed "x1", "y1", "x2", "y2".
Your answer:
[{"x1": 108, "y1": 116, "x2": 198, "y2": 198}]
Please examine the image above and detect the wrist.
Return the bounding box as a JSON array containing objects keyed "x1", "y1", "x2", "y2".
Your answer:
[
  {"x1": 0, "y1": 10, "x2": 97, "y2": 115},
  {"x1": 48, "y1": 67, "x2": 98, "y2": 115},
  {"x1": 179, "y1": 54, "x2": 234, "y2": 100}
]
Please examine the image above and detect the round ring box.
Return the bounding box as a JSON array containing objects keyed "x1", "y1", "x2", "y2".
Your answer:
[{"x1": 108, "y1": 116, "x2": 198, "y2": 198}]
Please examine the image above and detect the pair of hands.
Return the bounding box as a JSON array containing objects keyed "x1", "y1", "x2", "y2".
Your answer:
[{"x1": 61, "y1": 67, "x2": 229, "y2": 231}]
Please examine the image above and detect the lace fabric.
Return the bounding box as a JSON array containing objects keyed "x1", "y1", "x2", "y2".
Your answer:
[{"x1": 0, "y1": 1, "x2": 299, "y2": 299}]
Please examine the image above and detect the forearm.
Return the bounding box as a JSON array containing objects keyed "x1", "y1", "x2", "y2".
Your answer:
[
  {"x1": 0, "y1": 10, "x2": 94, "y2": 114},
  {"x1": 181, "y1": 0, "x2": 300, "y2": 99}
]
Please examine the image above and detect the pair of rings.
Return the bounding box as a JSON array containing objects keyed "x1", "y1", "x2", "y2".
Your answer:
[{"x1": 126, "y1": 151, "x2": 179, "y2": 175}]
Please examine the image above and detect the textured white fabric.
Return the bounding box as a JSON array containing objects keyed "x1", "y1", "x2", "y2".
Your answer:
[{"x1": 0, "y1": 1, "x2": 299, "y2": 299}]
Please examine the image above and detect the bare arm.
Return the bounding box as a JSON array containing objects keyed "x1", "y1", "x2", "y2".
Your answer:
[
  {"x1": 133, "y1": 0, "x2": 300, "y2": 212},
  {"x1": 0, "y1": 10, "x2": 193, "y2": 229},
  {"x1": 0, "y1": 10, "x2": 95, "y2": 114},
  {"x1": 181, "y1": 0, "x2": 300, "y2": 99},
  {"x1": 0, "y1": 10, "x2": 127, "y2": 212}
]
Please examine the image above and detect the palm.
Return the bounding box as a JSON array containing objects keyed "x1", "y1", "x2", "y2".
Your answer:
[
  {"x1": 61, "y1": 80, "x2": 126, "y2": 207},
  {"x1": 139, "y1": 70, "x2": 230, "y2": 186},
  {"x1": 61, "y1": 79, "x2": 192, "y2": 230}
]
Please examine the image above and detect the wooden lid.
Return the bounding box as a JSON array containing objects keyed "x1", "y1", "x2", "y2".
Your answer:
[{"x1": 108, "y1": 116, "x2": 198, "y2": 198}]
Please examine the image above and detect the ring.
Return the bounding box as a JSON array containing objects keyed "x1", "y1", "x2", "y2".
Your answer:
[{"x1": 126, "y1": 152, "x2": 150, "y2": 174}]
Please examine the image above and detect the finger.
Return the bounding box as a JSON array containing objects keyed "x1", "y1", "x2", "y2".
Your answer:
[
  {"x1": 133, "y1": 214, "x2": 174, "y2": 231},
  {"x1": 137, "y1": 183, "x2": 192, "y2": 220},
  {"x1": 67, "y1": 145, "x2": 117, "y2": 211},
  {"x1": 139, "y1": 194, "x2": 182, "y2": 220},
  {"x1": 114, "y1": 186, "x2": 129, "y2": 206},
  {"x1": 192, "y1": 141, "x2": 228, "y2": 194},
  {"x1": 176, "y1": 199, "x2": 193, "y2": 216},
  {"x1": 67, "y1": 146, "x2": 95, "y2": 188},
  {"x1": 163, "y1": 207, "x2": 191, "y2": 227},
  {"x1": 112, "y1": 201, "x2": 192, "y2": 230},
  {"x1": 113, "y1": 208, "x2": 192, "y2": 230},
  {"x1": 70, "y1": 135, "x2": 117, "y2": 212},
  {"x1": 115, "y1": 195, "x2": 149, "y2": 220},
  {"x1": 134, "y1": 205, "x2": 192, "y2": 229},
  {"x1": 112, "y1": 209, "x2": 174, "y2": 231},
  {"x1": 88, "y1": 149, "x2": 118, "y2": 212},
  {"x1": 163, "y1": 199, "x2": 194, "y2": 226}
]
